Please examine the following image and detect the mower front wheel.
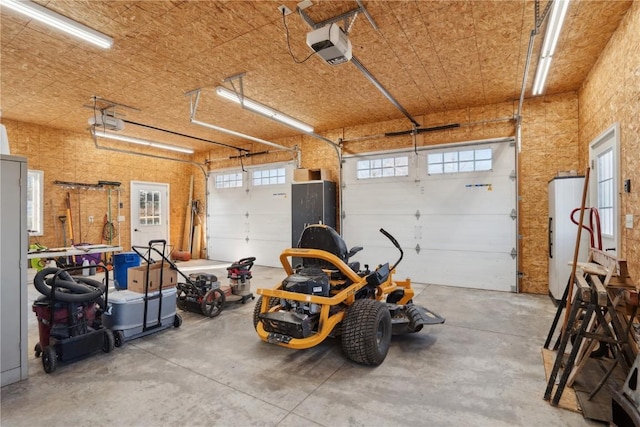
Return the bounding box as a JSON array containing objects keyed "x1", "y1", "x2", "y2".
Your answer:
[
  {"x1": 342, "y1": 299, "x2": 392, "y2": 366},
  {"x1": 201, "y1": 289, "x2": 225, "y2": 318},
  {"x1": 176, "y1": 286, "x2": 187, "y2": 311},
  {"x1": 42, "y1": 346, "x2": 57, "y2": 373}
]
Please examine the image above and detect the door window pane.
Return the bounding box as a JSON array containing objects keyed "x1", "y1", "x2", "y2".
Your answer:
[{"x1": 139, "y1": 190, "x2": 161, "y2": 226}]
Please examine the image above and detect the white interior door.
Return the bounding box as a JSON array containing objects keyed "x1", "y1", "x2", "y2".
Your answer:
[
  {"x1": 589, "y1": 123, "x2": 620, "y2": 254},
  {"x1": 207, "y1": 163, "x2": 293, "y2": 267},
  {"x1": 130, "y1": 181, "x2": 170, "y2": 258},
  {"x1": 342, "y1": 138, "x2": 517, "y2": 292}
]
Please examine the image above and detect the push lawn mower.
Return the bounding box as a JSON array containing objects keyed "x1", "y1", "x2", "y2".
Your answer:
[
  {"x1": 32, "y1": 267, "x2": 114, "y2": 373},
  {"x1": 176, "y1": 257, "x2": 255, "y2": 317},
  {"x1": 253, "y1": 224, "x2": 444, "y2": 366}
]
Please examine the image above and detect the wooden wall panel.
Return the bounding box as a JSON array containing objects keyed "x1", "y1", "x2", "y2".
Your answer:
[
  {"x1": 578, "y1": 1, "x2": 640, "y2": 285},
  {"x1": 1, "y1": 119, "x2": 194, "y2": 259},
  {"x1": 519, "y1": 93, "x2": 580, "y2": 294}
]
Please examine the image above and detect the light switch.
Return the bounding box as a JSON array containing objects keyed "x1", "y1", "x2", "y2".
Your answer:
[{"x1": 626, "y1": 214, "x2": 634, "y2": 229}]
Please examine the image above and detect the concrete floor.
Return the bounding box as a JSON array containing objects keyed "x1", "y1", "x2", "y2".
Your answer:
[{"x1": 1, "y1": 261, "x2": 597, "y2": 426}]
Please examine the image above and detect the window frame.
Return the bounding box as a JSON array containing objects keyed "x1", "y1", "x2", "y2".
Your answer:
[
  {"x1": 356, "y1": 155, "x2": 409, "y2": 180},
  {"x1": 215, "y1": 172, "x2": 243, "y2": 189},
  {"x1": 252, "y1": 167, "x2": 286, "y2": 186},
  {"x1": 27, "y1": 169, "x2": 44, "y2": 236},
  {"x1": 427, "y1": 147, "x2": 493, "y2": 175}
]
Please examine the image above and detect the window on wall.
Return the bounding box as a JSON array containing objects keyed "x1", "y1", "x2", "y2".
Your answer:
[
  {"x1": 427, "y1": 148, "x2": 492, "y2": 175},
  {"x1": 138, "y1": 190, "x2": 161, "y2": 225},
  {"x1": 357, "y1": 156, "x2": 409, "y2": 179},
  {"x1": 253, "y1": 167, "x2": 285, "y2": 186},
  {"x1": 596, "y1": 148, "x2": 614, "y2": 237},
  {"x1": 215, "y1": 172, "x2": 243, "y2": 189},
  {"x1": 27, "y1": 170, "x2": 44, "y2": 236}
]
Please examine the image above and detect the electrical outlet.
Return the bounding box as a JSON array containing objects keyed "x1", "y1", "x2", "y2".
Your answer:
[
  {"x1": 88, "y1": 215, "x2": 94, "y2": 223},
  {"x1": 278, "y1": 4, "x2": 292, "y2": 15},
  {"x1": 118, "y1": 215, "x2": 125, "y2": 222},
  {"x1": 626, "y1": 214, "x2": 634, "y2": 229}
]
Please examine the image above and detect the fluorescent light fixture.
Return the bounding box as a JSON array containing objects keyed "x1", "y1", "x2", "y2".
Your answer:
[
  {"x1": 532, "y1": 0, "x2": 570, "y2": 96},
  {"x1": 92, "y1": 129, "x2": 194, "y2": 154},
  {"x1": 215, "y1": 86, "x2": 314, "y2": 133},
  {"x1": 0, "y1": 0, "x2": 113, "y2": 49}
]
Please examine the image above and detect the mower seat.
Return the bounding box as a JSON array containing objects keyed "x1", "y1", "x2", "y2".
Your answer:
[{"x1": 297, "y1": 224, "x2": 362, "y2": 276}]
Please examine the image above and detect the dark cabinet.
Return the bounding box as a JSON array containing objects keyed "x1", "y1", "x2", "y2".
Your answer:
[{"x1": 291, "y1": 181, "x2": 336, "y2": 247}]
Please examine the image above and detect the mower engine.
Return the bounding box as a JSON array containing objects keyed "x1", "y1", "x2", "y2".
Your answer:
[
  {"x1": 260, "y1": 268, "x2": 330, "y2": 340},
  {"x1": 281, "y1": 268, "x2": 329, "y2": 315}
]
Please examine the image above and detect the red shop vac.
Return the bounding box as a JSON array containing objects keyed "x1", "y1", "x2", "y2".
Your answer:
[{"x1": 32, "y1": 267, "x2": 115, "y2": 373}]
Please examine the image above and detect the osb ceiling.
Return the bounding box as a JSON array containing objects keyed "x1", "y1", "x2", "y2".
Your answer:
[{"x1": 0, "y1": 0, "x2": 633, "y2": 154}]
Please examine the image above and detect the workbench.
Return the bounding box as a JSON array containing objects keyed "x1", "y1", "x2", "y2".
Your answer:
[{"x1": 27, "y1": 244, "x2": 123, "y2": 260}]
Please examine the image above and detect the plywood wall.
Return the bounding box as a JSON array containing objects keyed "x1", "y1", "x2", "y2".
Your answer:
[
  {"x1": 519, "y1": 93, "x2": 580, "y2": 294},
  {"x1": 2, "y1": 118, "x2": 195, "y2": 258},
  {"x1": 578, "y1": 1, "x2": 640, "y2": 284}
]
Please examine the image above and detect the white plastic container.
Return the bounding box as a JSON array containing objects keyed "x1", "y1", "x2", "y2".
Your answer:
[{"x1": 102, "y1": 287, "x2": 177, "y2": 341}]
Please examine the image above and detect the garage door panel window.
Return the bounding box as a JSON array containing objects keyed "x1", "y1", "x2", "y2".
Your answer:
[
  {"x1": 215, "y1": 172, "x2": 243, "y2": 189},
  {"x1": 428, "y1": 148, "x2": 492, "y2": 175},
  {"x1": 357, "y1": 156, "x2": 408, "y2": 179},
  {"x1": 253, "y1": 167, "x2": 285, "y2": 186}
]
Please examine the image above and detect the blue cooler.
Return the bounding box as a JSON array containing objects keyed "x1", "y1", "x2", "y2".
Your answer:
[{"x1": 113, "y1": 252, "x2": 140, "y2": 290}]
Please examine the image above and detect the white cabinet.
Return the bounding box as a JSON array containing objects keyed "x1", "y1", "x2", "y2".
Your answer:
[
  {"x1": 1, "y1": 155, "x2": 28, "y2": 386},
  {"x1": 548, "y1": 176, "x2": 589, "y2": 301}
]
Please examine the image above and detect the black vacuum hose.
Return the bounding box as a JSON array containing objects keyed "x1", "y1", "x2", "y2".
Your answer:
[{"x1": 34, "y1": 268, "x2": 104, "y2": 303}]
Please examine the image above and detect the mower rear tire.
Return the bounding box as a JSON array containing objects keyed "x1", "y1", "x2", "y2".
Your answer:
[
  {"x1": 201, "y1": 289, "x2": 225, "y2": 318},
  {"x1": 113, "y1": 330, "x2": 125, "y2": 348},
  {"x1": 42, "y1": 346, "x2": 57, "y2": 373},
  {"x1": 253, "y1": 296, "x2": 280, "y2": 330},
  {"x1": 34, "y1": 342, "x2": 42, "y2": 358},
  {"x1": 174, "y1": 313, "x2": 183, "y2": 328},
  {"x1": 176, "y1": 286, "x2": 187, "y2": 311},
  {"x1": 342, "y1": 299, "x2": 392, "y2": 366},
  {"x1": 102, "y1": 329, "x2": 115, "y2": 353}
]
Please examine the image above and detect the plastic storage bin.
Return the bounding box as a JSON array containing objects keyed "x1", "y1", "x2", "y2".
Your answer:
[
  {"x1": 101, "y1": 287, "x2": 177, "y2": 341},
  {"x1": 113, "y1": 252, "x2": 140, "y2": 290}
]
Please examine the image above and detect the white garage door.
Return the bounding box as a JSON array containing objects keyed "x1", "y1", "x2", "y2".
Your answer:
[
  {"x1": 342, "y1": 138, "x2": 517, "y2": 292},
  {"x1": 207, "y1": 162, "x2": 294, "y2": 267}
]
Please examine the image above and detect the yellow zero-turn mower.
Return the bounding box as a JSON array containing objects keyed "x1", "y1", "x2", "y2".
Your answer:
[{"x1": 254, "y1": 224, "x2": 445, "y2": 366}]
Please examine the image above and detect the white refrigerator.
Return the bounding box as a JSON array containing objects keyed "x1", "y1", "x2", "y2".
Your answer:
[{"x1": 548, "y1": 176, "x2": 589, "y2": 301}]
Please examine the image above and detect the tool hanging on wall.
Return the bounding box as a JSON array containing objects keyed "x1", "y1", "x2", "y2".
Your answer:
[
  {"x1": 66, "y1": 192, "x2": 74, "y2": 246},
  {"x1": 98, "y1": 181, "x2": 121, "y2": 246},
  {"x1": 58, "y1": 216, "x2": 67, "y2": 246}
]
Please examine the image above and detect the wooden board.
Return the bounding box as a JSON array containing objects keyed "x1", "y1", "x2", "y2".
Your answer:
[{"x1": 541, "y1": 348, "x2": 581, "y2": 413}]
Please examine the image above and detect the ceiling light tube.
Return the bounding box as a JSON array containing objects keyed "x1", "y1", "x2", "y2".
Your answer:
[
  {"x1": 190, "y1": 118, "x2": 295, "y2": 152},
  {"x1": 532, "y1": 56, "x2": 552, "y2": 96},
  {"x1": 532, "y1": 0, "x2": 570, "y2": 96},
  {"x1": 215, "y1": 86, "x2": 314, "y2": 133},
  {"x1": 0, "y1": 0, "x2": 113, "y2": 49},
  {"x1": 92, "y1": 129, "x2": 194, "y2": 154}
]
